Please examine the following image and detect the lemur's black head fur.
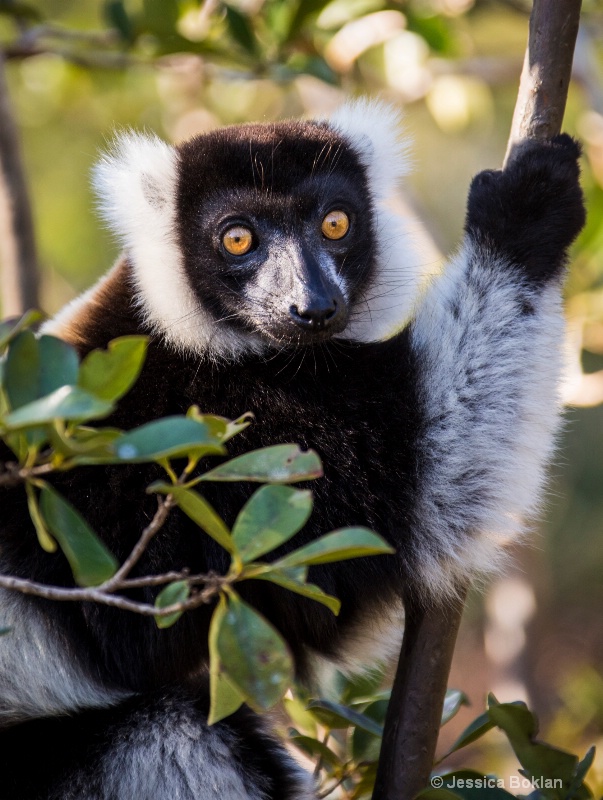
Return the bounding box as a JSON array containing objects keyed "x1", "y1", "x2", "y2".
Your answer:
[
  {"x1": 175, "y1": 121, "x2": 374, "y2": 345},
  {"x1": 93, "y1": 101, "x2": 423, "y2": 360}
]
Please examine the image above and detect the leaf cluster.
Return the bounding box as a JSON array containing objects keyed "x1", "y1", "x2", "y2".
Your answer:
[
  {"x1": 0, "y1": 311, "x2": 393, "y2": 724},
  {"x1": 286, "y1": 668, "x2": 596, "y2": 800}
]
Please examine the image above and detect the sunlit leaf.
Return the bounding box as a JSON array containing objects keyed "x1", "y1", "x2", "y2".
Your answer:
[
  {"x1": 26, "y1": 482, "x2": 56, "y2": 553},
  {"x1": 78, "y1": 336, "x2": 147, "y2": 402},
  {"x1": 150, "y1": 483, "x2": 235, "y2": 555},
  {"x1": 186, "y1": 407, "x2": 252, "y2": 443},
  {"x1": 442, "y1": 689, "x2": 470, "y2": 727},
  {"x1": 217, "y1": 593, "x2": 293, "y2": 711},
  {"x1": 40, "y1": 485, "x2": 118, "y2": 586},
  {"x1": 4, "y1": 386, "x2": 114, "y2": 430},
  {"x1": 199, "y1": 444, "x2": 322, "y2": 484},
  {"x1": 232, "y1": 486, "x2": 312, "y2": 563},
  {"x1": 274, "y1": 528, "x2": 393, "y2": 569},
  {"x1": 113, "y1": 417, "x2": 226, "y2": 462},
  {"x1": 208, "y1": 596, "x2": 245, "y2": 724},
  {"x1": 154, "y1": 580, "x2": 190, "y2": 628}
]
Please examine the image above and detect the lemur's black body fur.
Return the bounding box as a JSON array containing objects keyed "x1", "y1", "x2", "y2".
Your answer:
[{"x1": 0, "y1": 102, "x2": 585, "y2": 799}]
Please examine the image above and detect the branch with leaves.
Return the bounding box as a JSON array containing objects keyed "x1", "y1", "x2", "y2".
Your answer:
[{"x1": 0, "y1": 311, "x2": 393, "y2": 723}]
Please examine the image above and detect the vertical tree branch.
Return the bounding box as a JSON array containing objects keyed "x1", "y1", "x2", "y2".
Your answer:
[
  {"x1": 373, "y1": 2, "x2": 583, "y2": 798},
  {"x1": 0, "y1": 53, "x2": 39, "y2": 316},
  {"x1": 372, "y1": 589, "x2": 467, "y2": 800},
  {"x1": 505, "y1": 0, "x2": 582, "y2": 162}
]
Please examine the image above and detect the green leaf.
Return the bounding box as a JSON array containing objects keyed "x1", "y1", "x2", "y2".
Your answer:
[
  {"x1": 217, "y1": 593, "x2": 293, "y2": 711},
  {"x1": 150, "y1": 483, "x2": 235, "y2": 555},
  {"x1": 104, "y1": 0, "x2": 135, "y2": 42},
  {"x1": 187, "y1": 408, "x2": 252, "y2": 443},
  {"x1": 208, "y1": 596, "x2": 245, "y2": 724},
  {"x1": 114, "y1": 417, "x2": 226, "y2": 462},
  {"x1": 78, "y1": 336, "x2": 148, "y2": 403},
  {"x1": 3, "y1": 386, "x2": 113, "y2": 430},
  {"x1": 442, "y1": 689, "x2": 470, "y2": 727},
  {"x1": 351, "y1": 698, "x2": 388, "y2": 763},
  {"x1": 38, "y1": 336, "x2": 79, "y2": 397},
  {"x1": 438, "y1": 710, "x2": 495, "y2": 760},
  {"x1": 253, "y1": 569, "x2": 340, "y2": 614},
  {"x1": 290, "y1": 735, "x2": 341, "y2": 769},
  {"x1": 4, "y1": 330, "x2": 40, "y2": 409},
  {"x1": 232, "y1": 486, "x2": 312, "y2": 563},
  {"x1": 338, "y1": 668, "x2": 388, "y2": 705},
  {"x1": 274, "y1": 528, "x2": 394, "y2": 569},
  {"x1": 223, "y1": 3, "x2": 258, "y2": 55},
  {"x1": 488, "y1": 703, "x2": 579, "y2": 791},
  {"x1": 0, "y1": 627, "x2": 11, "y2": 636},
  {"x1": 154, "y1": 580, "x2": 190, "y2": 628},
  {"x1": 26, "y1": 482, "x2": 57, "y2": 553},
  {"x1": 306, "y1": 699, "x2": 383, "y2": 736},
  {"x1": 4, "y1": 333, "x2": 80, "y2": 411},
  {"x1": 567, "y1": 746, "x2": 596, "y2": 800},
  {"x1": 40, "y1": 485, "x2": 118, "y2": 587},
  {"x1": 200, "y1": 444, "x2": 322, "y2": 484},
  {"x1": 0, "y1": 309, "x2": 44, "y2": 351}
]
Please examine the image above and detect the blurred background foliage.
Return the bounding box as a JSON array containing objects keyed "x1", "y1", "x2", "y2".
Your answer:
[{"x1": 0, "y1": 0, "x2": 603, "y2": 792}]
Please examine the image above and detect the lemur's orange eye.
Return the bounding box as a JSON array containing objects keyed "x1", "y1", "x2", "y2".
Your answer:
[
  {"x1": 223, "y1": 226, "x2": 253, "y2": 255},
  {"x1": 322, "y1": 210, "x2": 349, "y2": 240}
]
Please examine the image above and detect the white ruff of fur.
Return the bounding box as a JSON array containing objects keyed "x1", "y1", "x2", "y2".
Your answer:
[
  {"x1": 328, "y1": 99, "x2": 425, "y2": 342},
  {"x1": 92, "y1": 132, "x2": 264, "y2": 361},
  {"x1": 410, "y1": 241, "x2": 564, "y2": 600}
]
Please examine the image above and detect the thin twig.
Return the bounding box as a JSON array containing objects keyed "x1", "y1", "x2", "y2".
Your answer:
[
  {"x1": 103, "y1": 494, "x2": 175, "y2": 589},
  {"x1": 0, "y1": 461, "x2": 56, "y2": 488}
]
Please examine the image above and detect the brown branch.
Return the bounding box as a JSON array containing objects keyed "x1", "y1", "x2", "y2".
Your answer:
[
  {"x1": 0, "y1": 570, "x2": 225, "y2": 616},
  {"x1": 504, "y1": 0, "x2": 582, "y2": 165},
  {"x1": 372, "y1": 588, "x2": 468, "y2": 800},
  {"x1": 0, "y1": 461, "x2": 56, "y2": 488},
  {"x1": 0, "y1": 53, "x2": 39, "y2": 316},
  {"x1": 102, "y1": 494, "x2": 176, "y2": 589}
]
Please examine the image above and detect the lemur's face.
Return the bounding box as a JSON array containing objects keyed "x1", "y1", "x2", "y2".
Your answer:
[{"x1": 175, "y1": 123, "x2": 376, "y2": 345}]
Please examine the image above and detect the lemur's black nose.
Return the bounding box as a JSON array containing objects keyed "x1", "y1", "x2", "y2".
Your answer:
[{"x1": 290, "y1": 300, "x2": 338, "y2": 330}]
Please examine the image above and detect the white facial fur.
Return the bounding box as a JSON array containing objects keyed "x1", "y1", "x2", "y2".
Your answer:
[
  {"x1": 81, "y1": 101, "x2": 423, "y2": 359},
  {"x1": 92, "y1": 132, "x2": 265, "y2": 361}
]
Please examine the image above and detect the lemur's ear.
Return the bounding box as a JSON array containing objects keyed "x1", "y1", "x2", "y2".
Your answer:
[
  {"x1": 328, "y1": 99, "x2": 411, "y2": 201},
  {"x1": 93, "y1": 132, "x2": 178, "y2": 250}
]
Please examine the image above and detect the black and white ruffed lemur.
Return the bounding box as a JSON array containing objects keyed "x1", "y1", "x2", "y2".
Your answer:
[{"x1": 0, "y1": 101, "x2": 586, "y2": 799}]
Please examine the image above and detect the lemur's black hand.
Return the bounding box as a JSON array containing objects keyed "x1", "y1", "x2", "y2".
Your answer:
[{"x1": 465, "y1": 135, "x2": 586, "y2": 283}]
